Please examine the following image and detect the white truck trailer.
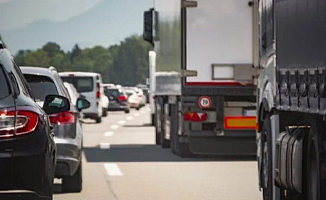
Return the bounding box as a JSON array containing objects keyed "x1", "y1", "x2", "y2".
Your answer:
[{"x1": 143, "y1": 0, "x2": 259, "y2": 156}]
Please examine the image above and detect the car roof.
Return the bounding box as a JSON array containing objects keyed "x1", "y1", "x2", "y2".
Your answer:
[
  {"x1": 59, "y1": 71, "x2": 100, "y2": 77},
  {"x1": 20, "y1": 66, "x2": 56, "y2": 77}
]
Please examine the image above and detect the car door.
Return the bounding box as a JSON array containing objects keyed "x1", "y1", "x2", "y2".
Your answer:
[{"x1": 0, "y1": 63, "x2": 16, "y2": 189}]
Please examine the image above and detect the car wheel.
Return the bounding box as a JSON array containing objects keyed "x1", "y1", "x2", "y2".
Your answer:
[
  {"x1": 95, "y1": 117, "x2": 102, "y2": 123},
  {"x1": 124, "y1": 109, "x2": 130, "y2": 114},
  {"x1": 62, "y1": 162, "x2": 82, "y2": 193},
  {"x1": 102, "y1": 108, "x2": 107, "y2": 117},
  {"x1": 136, "y1": 106, "x2": 140, "y2": 111}
]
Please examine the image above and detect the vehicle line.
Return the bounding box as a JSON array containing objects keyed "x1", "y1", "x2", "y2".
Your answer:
[
  {"x1": 100, "y1": 143, "x2": 111, "y2": 149},
  {"x1": 110, "y1": 125, "x2": 119, "y2": 129},
  {"x1": 104, "y1": 163, "x2": 123, "y2": 176},
  {"x1": 104, "y1": 131, "x2": 114, "y2": 137}
]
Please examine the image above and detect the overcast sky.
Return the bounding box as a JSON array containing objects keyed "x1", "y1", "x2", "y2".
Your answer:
[{"x1": 0, "y1": 0, "x2": 103, "y2": 30}]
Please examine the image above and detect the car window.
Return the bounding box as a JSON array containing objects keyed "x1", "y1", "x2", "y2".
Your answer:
[
  {"x1": 24, "y1": 74, "x2": 59, "y2": 102},
  {"x1": 61, "y1": 76, "x2": 94, "y2": 93},
  {"x1": 105, "y1": 88, "x2": 122, "y2": 97},
  {"x1": 0, "y1": 65, "x2": 10, "y2": 99}
]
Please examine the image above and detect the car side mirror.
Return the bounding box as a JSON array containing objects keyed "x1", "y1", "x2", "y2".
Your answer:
[
  {"x1": 76, "y1": 98, "x2": 90, "y2": 111},
  {"x1": 43, "y1": 95, "x2": 70, "y2": 115}
]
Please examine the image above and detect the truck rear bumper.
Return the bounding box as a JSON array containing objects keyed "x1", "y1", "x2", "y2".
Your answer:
[{"x1": 179, "y1": 133, "x2": 256, "y2": 156}]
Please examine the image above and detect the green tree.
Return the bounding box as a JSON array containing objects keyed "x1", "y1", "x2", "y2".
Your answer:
[
  {"x1": 24, "y1": 50, "x2": 50, "y2": 67},
  {"x1": 42, "y1": 42, "x2": 62, "y2": 57},
  {"x1": 70, "y1": 44, "x2": 81, "y2": 61}
]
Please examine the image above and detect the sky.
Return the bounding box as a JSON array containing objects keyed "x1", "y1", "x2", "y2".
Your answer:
[
  {"x1": 0, "y1": 0, "x2": 103, "y2": 30},
  {"x1": 0, "y1": 0, "x2": 153, "y2": 53}
]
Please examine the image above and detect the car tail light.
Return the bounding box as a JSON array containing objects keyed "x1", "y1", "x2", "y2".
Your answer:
[
  {"x1": 68, "y1": 74, "x2": 75, "y2": 77},
  {"x1": 119, "y1": 95, "x2": 127, "y2": 102},
  {"x1": 184, "y1": 112, "x2": 207, "y2": 122},
  {"x1": 138, "y1": 95, "x2": 142, "y2": 97},
  {"x1": 96, "y1": 83, "x2": 101, "y2": 99},
  {"x1": 0, "y1": 109, "x2": 39, "y2": 137},
  {"x1": 49, "y1": 111, "x2": 75, "y2": 125}
]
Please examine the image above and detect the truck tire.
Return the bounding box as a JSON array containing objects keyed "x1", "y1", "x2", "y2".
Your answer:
[
  {"x1": 151, "y1": 114, "x2": 155, "y2": 126},
  {"x1": 307, "y1": 129, "x2": 319, "y2": 200},
  {"x1": 62, "y1": 163, "x2": 82, "y2": 193},
  {"x1": 261, "y1": 115, "x2": 273, "y2": 200}
]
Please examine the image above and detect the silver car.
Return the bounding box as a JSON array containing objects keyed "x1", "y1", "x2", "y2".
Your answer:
[{"x1": 21, "y1": 66, "x2": 90, "y2": 193}]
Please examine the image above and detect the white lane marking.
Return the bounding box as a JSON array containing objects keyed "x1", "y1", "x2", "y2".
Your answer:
[
  {"x1": 110, "y1": 125, "x2": 119, "y2": 129},
  {"x1": 100, "y1": 143, "x2": 110, "y2": 149},
  {"x1": 104, "y1": 131, "x2": 114, "y2": 137},
  {"x1": 104, "y1": 163, "x2": 123, "y2": 176},
  {"x1": 134, "y1": 113, "x2": 140, "y2": 117},
  {"x1": 118, "y1": 120, "x2": 126, "y2": 125},
  {"x1": 126, "y1": 116, "x2": 133, "y2": 120}
]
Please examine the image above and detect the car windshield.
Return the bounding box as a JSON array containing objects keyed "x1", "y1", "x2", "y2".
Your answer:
[
  {"x1": 0, "y1": 66, "x2": 9, "y2": 99},
  {"x1": 24, "y1": 74, "x2": 58, "y2": 102},
  {"x1": 61, "y1": 76, "x2": 93, "y2": 93}
]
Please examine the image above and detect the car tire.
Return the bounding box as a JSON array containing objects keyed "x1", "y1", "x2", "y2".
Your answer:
[
  {"x1": 102, "y1": 108, "x2": 107, "y2": 117},
  {"x1": 62, "y1": 163, "x2": 82, "y2": 193},
  {"x1": 151, "y1": 114, "x2": 155, "y2": 126},
  {"x1": 136, "y1": 106, "x2": 140, "y2": 111},
  {"x1": 125, "y1": 109, "x2": 130, "y2": 114},
  {"x1": 95, "y1": 117, "x2": 102, "y2": 123}
]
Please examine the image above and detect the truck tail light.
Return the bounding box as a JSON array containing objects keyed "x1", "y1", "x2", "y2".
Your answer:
[
  {"x1": 184, "y1": 112, "x2": 207, "y2": 122},
  {"x1": 49, "y1": 111, "x2": 75, "y2": 125},
  {"x1": 119, "y1": 95, "x2": 127, "y2": 102},
  {"x1": 0, "y1": 109, "x2": 39, "y2": 137}
]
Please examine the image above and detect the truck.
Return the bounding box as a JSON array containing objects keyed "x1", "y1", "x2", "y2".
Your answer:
[
  {"x1": 143, "y1": 0, "x2": 259, "y2": 157},
  {"x1": 256, "y1": 0, "x2": 326, "y2": 199}
]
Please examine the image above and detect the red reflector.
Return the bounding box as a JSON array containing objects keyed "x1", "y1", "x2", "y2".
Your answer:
[
  {"x1": 68, "y1": 74, "x2": 75, "y2": 77},
  {"x1": 184, "y1": 113, "x2": 192, "y2": 121},
  {"x1": 224, "y1": 116, "x2": 257, "y2": 129},
  {"x1": 50, "y1": 111, "x2": 75, "y2": 125},
  {"x1": 192, "y1": 113, "x2": 201, "y2": 121}
]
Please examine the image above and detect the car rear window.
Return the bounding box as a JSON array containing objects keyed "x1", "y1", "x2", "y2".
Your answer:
[
  {"x1": 24, "y1": 74, "x2": 58, "y2": 102},
  {"x1": 0, "y1": 66, "x2": 9, "y2": 99},
  {"x1": 61, "y1": 76, "x2": 94, "y2": 93},
  {"x1": 105, "y1": 88, "x2": 122, "y2": 98}
]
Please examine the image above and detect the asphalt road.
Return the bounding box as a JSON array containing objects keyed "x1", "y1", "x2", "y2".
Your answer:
[{"x1": 53, "y1": 106, "x2": 262, "y2": 200}]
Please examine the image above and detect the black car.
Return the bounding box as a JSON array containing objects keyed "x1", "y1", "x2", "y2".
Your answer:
[
  {"x1": 0, "y1": 43, "x2": 70, "y2": 199},
  {"x1": 21, "y1": 66, "x2": 90, "y2": 193},
  {"x1": 104, "y1": 86, "x2": 130, "y2": 113}
]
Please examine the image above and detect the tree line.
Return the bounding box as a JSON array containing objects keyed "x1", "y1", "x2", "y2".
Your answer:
[{"x1": 2, "y1": 35, "x2": 153, "y2": 85}]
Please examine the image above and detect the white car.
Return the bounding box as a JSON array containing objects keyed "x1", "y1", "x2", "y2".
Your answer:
[
  {"x1": 59, "y1": 72, "x2": 105, "y2": 123},
  {"x1": 125, "y1": 90, "x2": 141, "y2": 110}
]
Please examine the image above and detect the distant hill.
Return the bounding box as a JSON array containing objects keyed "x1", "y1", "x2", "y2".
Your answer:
[{"x1": 0, "y1": 0, "x2": 153, "y2": 54}]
